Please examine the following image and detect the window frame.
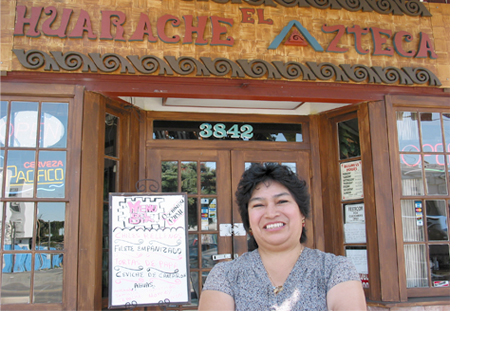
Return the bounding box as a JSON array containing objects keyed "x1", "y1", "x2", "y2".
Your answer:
[
  {"x1": 0, "y1": 83, "x2": 84, "y2": 310},
  {"x1": 386, "y1": 95, "x2": 450, "y2": 300}
]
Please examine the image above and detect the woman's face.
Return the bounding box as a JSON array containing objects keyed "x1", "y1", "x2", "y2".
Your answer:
[{"x1": 247, "y1": 180, "x2": 304, "y2": 250}]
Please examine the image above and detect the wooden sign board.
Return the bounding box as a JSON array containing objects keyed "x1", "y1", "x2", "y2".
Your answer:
[{"x1": 108, "y1": 193, "x2": 190, "y2": 309}]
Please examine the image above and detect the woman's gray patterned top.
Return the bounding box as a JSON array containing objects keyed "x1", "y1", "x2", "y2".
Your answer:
[{"x1": 202, "y1": 247, "x2": 360, "y2": 311}]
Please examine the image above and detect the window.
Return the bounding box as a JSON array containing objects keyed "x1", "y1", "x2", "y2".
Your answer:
[
  {"x1": 395, "y1": 109, "x2": 450, "y2": 294},
  {"x1": 0, "y1": 99, "x2": 69, "y2": 305}
]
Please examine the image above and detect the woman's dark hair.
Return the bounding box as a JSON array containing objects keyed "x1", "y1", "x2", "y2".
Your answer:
[{"x1": 235, "y1": 163, "x2": 310, "y2": 250}]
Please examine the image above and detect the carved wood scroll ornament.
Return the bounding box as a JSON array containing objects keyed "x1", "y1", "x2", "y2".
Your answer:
[{"x1": 12, "y1": 49, "x2": 441, "y2": 86}]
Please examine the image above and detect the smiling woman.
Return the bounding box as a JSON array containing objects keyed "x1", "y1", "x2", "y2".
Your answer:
[{"x1": 198, "y1": 163, "x2": 366, "y2": 311}]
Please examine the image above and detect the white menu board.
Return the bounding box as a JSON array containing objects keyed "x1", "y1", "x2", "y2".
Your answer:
[
  {"x1": 108, "y1": 193, "x2": 190, "y2": 309},
  {"x1": 340, "y1": 160, "x2": 364, "y2": 200}
]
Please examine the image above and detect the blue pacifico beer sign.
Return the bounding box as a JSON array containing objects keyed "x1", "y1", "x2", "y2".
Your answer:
[{"x1": 11, "y1": 3, "x2": 443, "y2": 86}]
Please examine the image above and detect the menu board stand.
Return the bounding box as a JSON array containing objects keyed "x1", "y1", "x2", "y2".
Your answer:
[{"x1": 108, "y1": 192, "x2": 190, "y2": 309}]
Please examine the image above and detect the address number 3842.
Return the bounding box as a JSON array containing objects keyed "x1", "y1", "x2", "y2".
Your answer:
[{"x1": 199, "y1": 123, "x2": 254, "y2": 139}]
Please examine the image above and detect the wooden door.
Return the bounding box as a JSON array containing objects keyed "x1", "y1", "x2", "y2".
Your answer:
[{"x1": 146, "y1": 148, "x2": 310, "y2": 309}]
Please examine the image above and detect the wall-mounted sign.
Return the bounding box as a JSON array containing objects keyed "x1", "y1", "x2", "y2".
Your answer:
[
  {"x1": 341, "y1": 160, "x2": 363, "y2": 200},
  {"x1": 344, "y1": 203, "x2": 366, "y2": 244},
  {"x1": 108, "y1": 193, "x2": 190, "y2": 309},
  {"x1": 7, "y1": 1, "x2": 447, "y2": 87}
]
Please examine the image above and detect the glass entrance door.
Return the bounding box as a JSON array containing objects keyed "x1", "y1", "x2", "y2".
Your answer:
[{"x1": 147, "y1": 148, "x2": 310, "y2": 309}]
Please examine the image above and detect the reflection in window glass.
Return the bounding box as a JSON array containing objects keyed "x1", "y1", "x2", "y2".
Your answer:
[
  {"x1": 404, "y1": 244, "x2": 428, "y2": 288},
  {"x1": 36, "y1": 202, "x2": 65, "y2": 250},
  {"x1": 420, "y1": 112, "x2": 443, "y2": 151},
  {"x1": 187, "y1": 197, "x2": 198, "y2": 231},
  {"x1": 429, "y1": 245, "x2": 450, "y2": 287},
  {"x1": 201, "y1": 198, "x2": 217, "y2": 231},
  {"x1": 161, "y1": 161, "x2": 178, "y2": 192},
  {"x1": 0, "y1": 201, "x2": 3, "y2": 245},
  {"x1": 396, "y1": 111, "x2": 420, "y2": 152},
  {"x1": 33, "y1": 254, "x2": 63, "y2": 303},
  {"x1": 103, "y1": 158, "x2": 117, "y2": 200},
  {"x1": 37, "y1": 151, "x2": 66, "y2": 198},
  {"x1": 401, "y1": 200, "x2": 424, "y2": 242},
  {"x1": 8, "y1": 102, "x2": 39, "y2": 148},
  {"x1": 423, "y1": 154, "x2": 447, "y2": 195},
  {"x1": 201, "y1": 233, "x2": 217, "y2": 268},
  {"x1": 5, "y1": 150, "x2": 36, "y2": 198},
  {"x1": 0, "y1": 101, "x2": 8, "y2": 146},
  {"x1": 338, "y1": 119, "x2": 360, "y2": 160},
  {"x1": 0, "y1": 149, "x2": 4, "y2": 197},
  {"x1": 181, "y1": 161, "x2": 197, "y2": 194},
  {"x1": 189, "y1": 234, "x2": 199, "y2": 268},
  {"x1": 443, "y1": 113, "x2": 450, "y2": 151},
  {"x1": 426, "y1": 200, "x2": 448, "y2": 241},
  {"x1": 104, "y1": 113, "x2": 118, "y2": 157},
  {"x1": 1, "y1": 254, "x2": 32, "y2": 304},
  {"x1": 200, "y1": 162, "x2": 216, "y2": 194},
  {"x1": 40, "y1": 103, "x2": 68, "y2": 148},
  {"x1": 400, "y1": 156, "x2": 424, "y2": 196},
  {"x1": 4, "y1": 202, "x2": 35, "y2": 250}
]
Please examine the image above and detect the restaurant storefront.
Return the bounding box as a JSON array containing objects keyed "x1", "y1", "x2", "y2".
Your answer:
[{"x1": 0, "y1": 0, "x2": 450, "y2": 311}]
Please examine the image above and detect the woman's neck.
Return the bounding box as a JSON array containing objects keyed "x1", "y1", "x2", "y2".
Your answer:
[{"x1": 258, "y1": 243, "x2": 304, "y2": 287}]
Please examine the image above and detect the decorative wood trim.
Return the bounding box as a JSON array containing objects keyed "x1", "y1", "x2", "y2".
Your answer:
[{"x1": 12, "y1": 50, "x2": 442, "y2": 87}]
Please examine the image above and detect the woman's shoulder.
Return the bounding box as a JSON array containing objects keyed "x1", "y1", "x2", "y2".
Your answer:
[
  {"x1": 304, "y1": 247, "x2": 351, "y2": 265},
  {"x1": 303, "y1": 248, "x2": 359, "y2": 280}
]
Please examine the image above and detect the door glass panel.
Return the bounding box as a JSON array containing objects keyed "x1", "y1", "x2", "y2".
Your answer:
[
  {"x1": 9, "y1": 102, "x2": 39, "y2": 148},
  {"x1": 189, "y1": 234, "x2": 198, "y2": 268},
  {"x1": 404, "y1": 244, "x2": 428, "y2": 288},
  {"x1": 429, "y1": 244, "x2": 450, "y2": 287},
  {"x1": 1, "y1": 253, "x2": 32, "y2": 304},
  {"x1": 187, "y1": 197, "x2": 198, "y2": 231},
  {"x1": 4, "y1": 202, "x2": 35, "y2": 250},
  {"x1": 201, "y1": 197, "x2": 217, "y2": 231},
  {"x1": 104, "y1": 113, "x2": 118, "y2": 157},
  {"x1": 40, "y1": 103, "x2": 68, "y2": 149},
  {"x1": 420, "y1": 112, "x2": 443, "y2": 151},
  {"x1": 201, "y1": 234, "x2": 218, "y2": 268},
  {"x1": 181, "y1": 161, "x2": 197, "y2": 194},
  {"x1": 401, "y1": 200, "x2": 424, "y2": 242},
  {"x1": 200, "y1": 162, "x2": 217, "y2": 194},
  {"x1": 37, "y1": 151, "x2": 66, "y2": 198},
  {"x1": 36, "y1": 202, "x2": 65, "y2": 250},
  {"x1": 400, "y1": 155, "x2": 424, "y2": 196},
  {"x1": 33, "y1": 253, "x2": 63, "y2": 303},
  {"x1": 424, "y1": 154, "x2": 447, "y2": 195},
  {"x1": 5, "y1": 150, "x2": 36, "y2": 197},
  {"x1": 426, "y1": 200, "x2": 448, "y2": 241},
  {"x1": 190, "y1": 271, "x2": 199, "y2": 305},
  {"x1": 338, "y1": 118, "x2": 360, "y2": 159},
  {"x1": 396, "y1": 111, "x2": 420, "y2": 152},
  {"x1": 103, "y1": 158, "x2": 117, "y2": 200},
  {"x1": 161, "y1": 161, "x2": 178, "y2": 192}
]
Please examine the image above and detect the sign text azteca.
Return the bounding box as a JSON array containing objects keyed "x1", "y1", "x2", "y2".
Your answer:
[{"x1": 12, "y1": 4, "x2": 443, "y2": 86}]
